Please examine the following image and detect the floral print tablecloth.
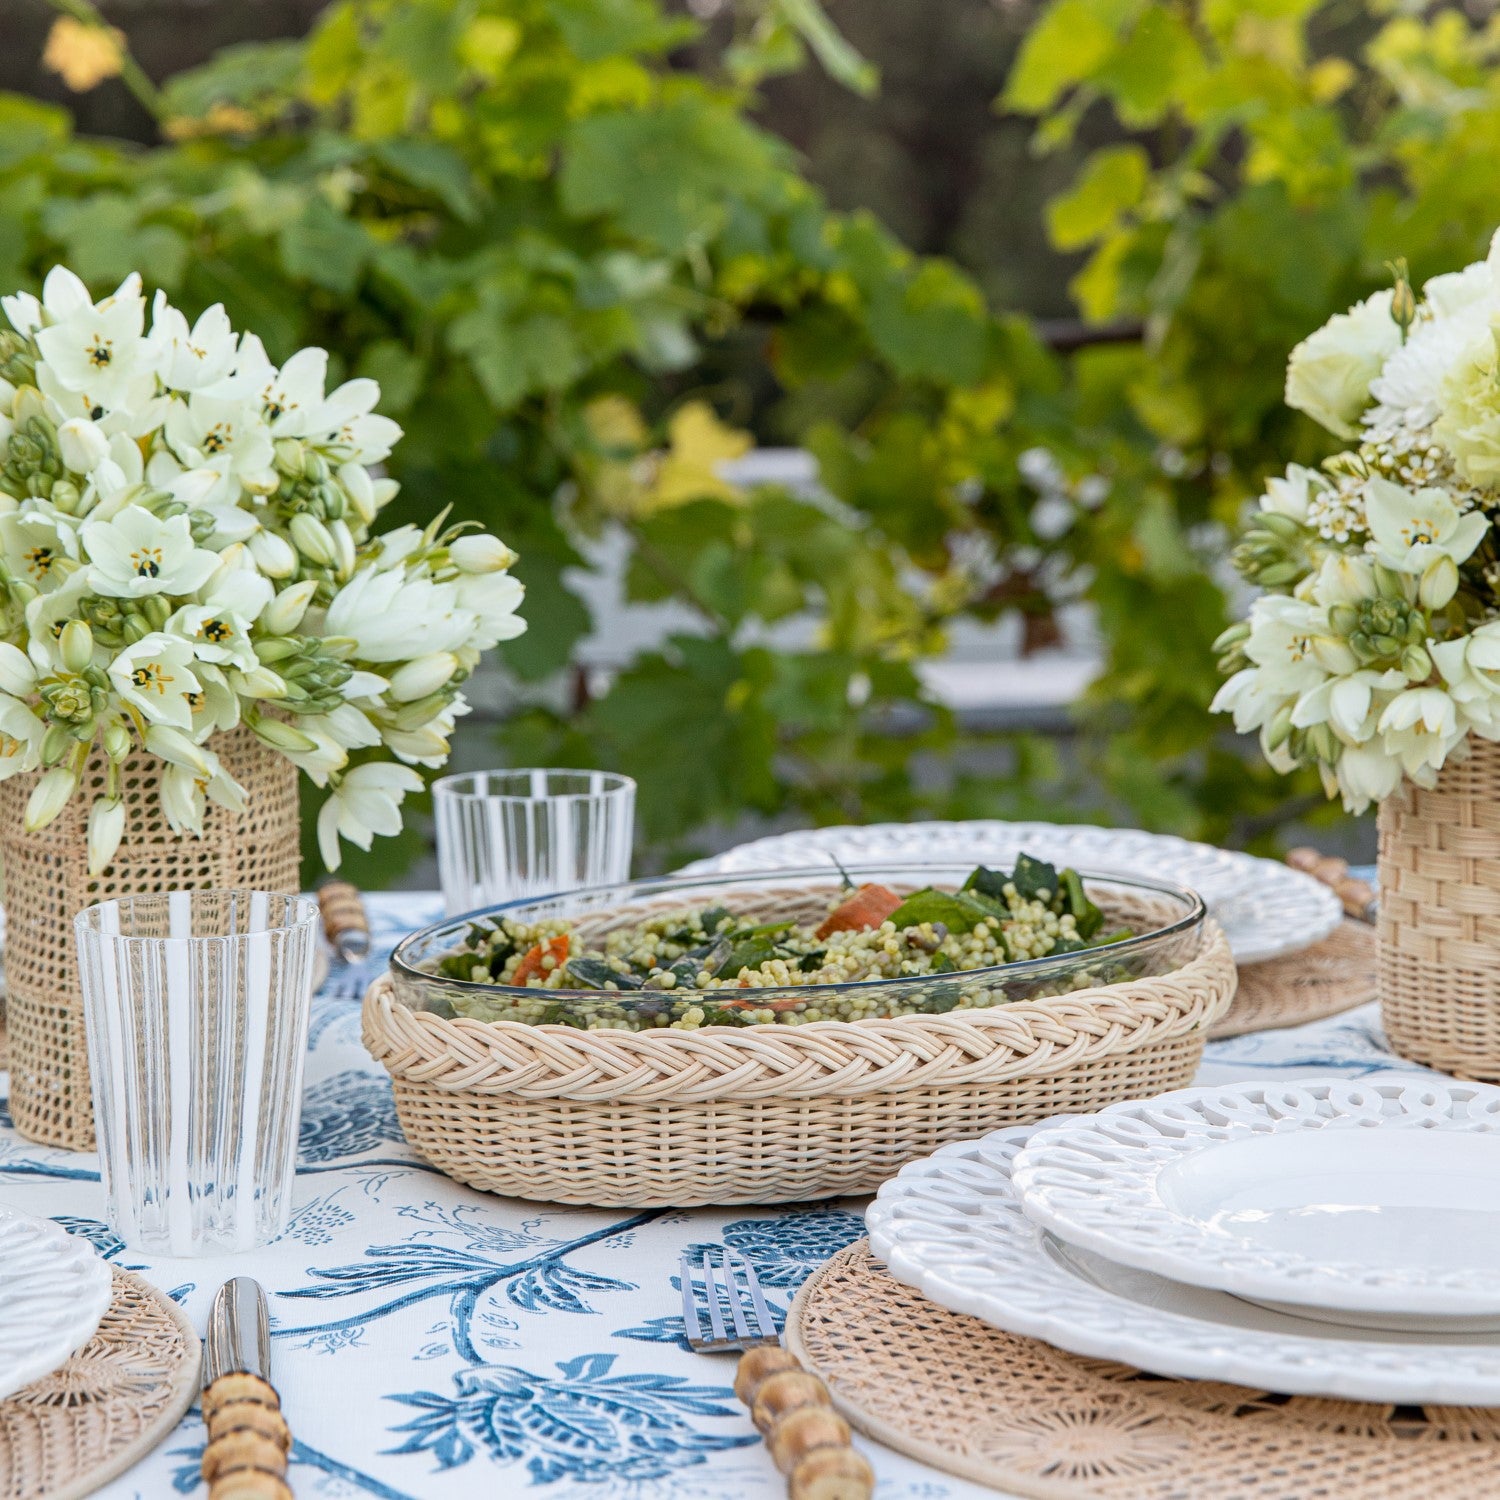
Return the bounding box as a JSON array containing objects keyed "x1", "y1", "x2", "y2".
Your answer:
[{"x1": 0, "y1": 889, "x2": 1420, "y2": 1500}]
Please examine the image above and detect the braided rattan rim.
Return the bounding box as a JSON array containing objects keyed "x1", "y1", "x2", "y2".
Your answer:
[{"x1": 363, "y1": 919, "x2": 1235, "y2": 1104}]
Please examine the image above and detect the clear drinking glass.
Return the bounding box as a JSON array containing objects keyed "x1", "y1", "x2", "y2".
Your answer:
[
  {"x1": 433, "y1": 768, "x2": 636, "y2": 915},
  {"x1": 75, "y1": 890, "x2": 319, "y2": 1256}
]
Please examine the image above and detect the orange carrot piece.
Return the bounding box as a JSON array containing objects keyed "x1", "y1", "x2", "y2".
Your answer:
[
  {"x1": 815, "y1": 883, "x2": 902, "y2": 940},
  {"x1": 513, "y1": 934, "x2": 570, "y2": 984}
]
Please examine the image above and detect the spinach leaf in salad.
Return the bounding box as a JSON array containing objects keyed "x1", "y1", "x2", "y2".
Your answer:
[{"x1": 887, "y1": 888, "x2": 995, "y2": 932}]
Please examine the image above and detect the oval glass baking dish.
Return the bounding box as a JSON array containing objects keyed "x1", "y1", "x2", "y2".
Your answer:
[{"x1": 388, "y1": 862, "x2": 1207, "y2": 1031}]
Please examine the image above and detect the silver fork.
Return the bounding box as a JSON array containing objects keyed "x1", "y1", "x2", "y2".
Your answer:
[
  {"x1": 679, "y1": 1249, "x2": 780, "y2": 1353},
  {"x1": 679, "y1": 1250, "x2": 875, "y2": 1497}
]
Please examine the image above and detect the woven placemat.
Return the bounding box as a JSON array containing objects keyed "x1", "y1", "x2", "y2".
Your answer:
[
  {"x1": 0, "y1": 1266, "x2": 200, "y2": 1500},
  {"x1": 1211, "y1": 918, "x2": 1374, "y2": 1040},
  {"x1": 787, "y1": 1242, "x2": 1500, "y2": 1500}
]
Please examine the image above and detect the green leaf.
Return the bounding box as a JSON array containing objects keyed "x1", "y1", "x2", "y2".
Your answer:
[
  {"x1": 771, "y1": 0, "x2": 879, "y2": 96},
  {"x1": 159, "y1": 40, "x2": 302, "y2": 118},
  {"x1": 277, "y1": 197, "x2": 371, "y2": 294},
  {"x1": 1046, "y1": 146, "x2": 1150, "y2": 251},
  {"x1": 0, "y1": 95, "x2": 69, "y2": 173},
  {"x1": 374, "y1": 139, "x2": 481, "y2": 221},
  {"x1": 1010, "y1": 854, "x2": 1059, "y2": 901},
  {"x1": 864, "y1": 260, "x2": 990, "y2": 385},
  {"x1": 887, "y1": 888, "x2": 995, "y2": 932},
  {"x1": 1003, "y1": 0, "x2": 1138, "y2": 112}
]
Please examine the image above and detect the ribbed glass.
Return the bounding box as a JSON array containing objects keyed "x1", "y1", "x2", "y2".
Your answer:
[
  {"x1": 75, "y1": 890, "x2": 319, "y2": 1256},
  {"x1": 433, "y1": 769, "x2": 635, "y2": 916}
]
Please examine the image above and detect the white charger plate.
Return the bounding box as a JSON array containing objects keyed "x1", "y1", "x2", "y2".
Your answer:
[
  {"x1": 0, "y1": 1205, "x2": 113, "y2": 1399},
  {"x1": 866, "y1": 1124, "x2": 1500, "y2": 1405},
  {"x1": 1011, "y1": 1078, "x2": 1500, "y2": 1325},
  {"x1": 679, "y1": 821, "x2": 1341, "y2": 965}
]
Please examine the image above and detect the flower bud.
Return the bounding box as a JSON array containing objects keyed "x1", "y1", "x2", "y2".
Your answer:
[
  {"x1": 329, "y1": 517, "x2": 356, "y2": 577},
  {"x1": 450, "y1": 534, "x2": 518, "y2": 573},
  {"x1": 237, "y1": 666, "x2": 289, "y2": 698},
  {"x1": 1419, "y1": 555, "x2": 1459, "y2": 610},
  {"x1": 249, "y1": 715, "x2": 319, "y2": 754},
  {"x1": 273, "y1": 438, "x2": 306, "y2": 477},
  {"x1": 248, "y1": 529, "x2": 297, "y2": 579},
  {"x1": 261, "y1": 580, "x2": 318, "y2": 636},
  {"x1": 1401, "y1": 642, "x2": 1433, "y2": 681},
  {"x1": 289, "y1": 513, "x2": 337, "y2": 567},
  {"x1": 102, "y1": 720, "x2": 132, "y2": 761},
  {"x1": 87, "y1": 797, "x2": 125, "y2": 876},
  {"x1": 1304, "y1": 722, "x2": 1339, "y2": 763},
  {"x1": 372, "y1": 477, "x2": 399, "y2": 512},
  {"x1": 388, "y1": 652, "x2": 458, "y2": 703},
  {"x1": 25, "y1": 765, "x2": 76, "y2": 831},
  {"x1": 338, "y1": 462, "x2": 376, "y2": 525},
  {"x1": 58, "y1": 620, "x2": 93, "y2": 675},
  {"x1": 0, "y1": 641, "x2": 36, "y2": 697},
  {"x1": 57, "y1": 418, "x2": 109, "y2": 475},
  {"x1": 143, "y1": 724, "x2": 210, "y2": 776},
  {"x1": 39, "y1": 722, "x2": 71, "y2": 764},
  {"x1": 1264, "y1": 703, "x2": 1295, "y2": 753}
]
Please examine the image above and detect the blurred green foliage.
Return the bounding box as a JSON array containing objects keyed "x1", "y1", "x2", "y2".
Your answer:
[{"x1": 7, "y1": 0, "x2": 1497, "y2": 877}]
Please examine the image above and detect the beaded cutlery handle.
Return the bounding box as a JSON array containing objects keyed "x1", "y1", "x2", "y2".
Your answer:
[
  {"x1": 1287, "y1": 847, "x2": 1377, "y2": 922},
  {"x1": 735, "y1": 1346, "x2": 874, "y2": 1500},
  {"x1": 317, "y1": 879, "x2": 370, "y2": 962},
  {"x1": 201, "y1": 1371, "x2": 293, "y2": 1499}
]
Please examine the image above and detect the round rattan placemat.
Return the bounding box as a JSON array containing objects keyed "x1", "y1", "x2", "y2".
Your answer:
[
  {"x1": 787, "y1": 1242, "x2": 1500, "y2": 1500},
  {"x1": 1211, "y1": 918, "x2": 1374, "y2": 1040},
  {"x1": 0, "y1": 1266, "x2": 201, "y2": 1500}
]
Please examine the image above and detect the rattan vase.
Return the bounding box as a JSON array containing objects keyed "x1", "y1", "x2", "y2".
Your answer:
[
  {"x1": 0, "y1": 723, "x2": 301, "y2": 1150},
  {"x1": 1378, "y1": 736, "x2": 1500, "y2": 1079}
]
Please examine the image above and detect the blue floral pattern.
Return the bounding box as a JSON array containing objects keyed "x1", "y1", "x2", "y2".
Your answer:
[{"x1": 22, "y1": 890, "x2": 1389, "y2": 1498}]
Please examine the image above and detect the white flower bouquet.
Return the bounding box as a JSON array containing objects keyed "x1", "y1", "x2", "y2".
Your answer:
[
  {"x1": 1213, "y1": 232, "x2": 1500, "y2": 812},
  {"x1": 0, "y1": 267, "x2": 524, "y2": 872}
]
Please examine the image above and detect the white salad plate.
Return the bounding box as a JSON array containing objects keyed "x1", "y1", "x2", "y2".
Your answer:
[
  {"x1": 1012, "y1": 1079, "x2": 1500, "y2": 1326},
  {"x1": 679, "y1": 820, "x2": 1341, "y2": 965},
  {"x1": 866, "y1": 1123, "x2": 1500, "y2": 1404},
  {"x1": 0, "y1": 1205, "x2": 112, "y2": 1400}
]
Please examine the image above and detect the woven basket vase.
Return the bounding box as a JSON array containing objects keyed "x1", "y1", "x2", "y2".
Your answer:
[
  {"x1": 1379, "y1": 736, "x2": 1500, "y2": 1079},
  {"x1": 0, "y1": 723, "x2": 300, "y2": 1150},
  {"x1": 363, "y1": 917, "x2": 1236, "y2": 1208}
]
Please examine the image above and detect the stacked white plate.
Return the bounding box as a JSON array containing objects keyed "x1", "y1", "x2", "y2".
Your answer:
[
  {"x1": 867, "y1": 1078, "x2": 1500, "y2": 1403},
  {"x1": 680, "y1": 820, "x2": 1342, "y2": 965}
]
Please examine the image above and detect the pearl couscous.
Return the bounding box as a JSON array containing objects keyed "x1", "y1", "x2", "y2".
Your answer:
[{"x1": 428, "y1": 855, "x2": 1135, "y2": 1030}]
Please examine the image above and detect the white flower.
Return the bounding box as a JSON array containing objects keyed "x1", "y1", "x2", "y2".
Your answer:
[
  {"x1": 32, "y1": 269, "x2": 149, "y2": 413},
  {"x1": 1433, "y1": 625, "x2": 1500, "y2": 733},
  {"x1": 1363, "y1": 477, "x2": 1487, "y2": 603},
  {"x1": 316, "y1": 761, "x2": 423, "y2": 869},
  {"x1": 145, "y1": 293, "x2": 238, "y2": 392},
  {"x1": 1241, "y1": 595, "x2": 1331, "y2": 697},
  {"x1": 1259, "y1": 464, "x2": 1319, "y2": 524},
  {"x1": 82, "y1": 505, "x2": 219, "y2": 599},
  {"x1": 163, "y1": 393, "x2": 276, "y2": 499},
  {"x1": 314, "y1": 377, "x2": 402, "y2": 463},
  {"x1": 1378, "y1": 685, "x2": 1465, "y2": 777},
  {"x1": 215, "y1": 338, "x2": 328, "y2": 434},
  {"x1": 247, "y1": 529, "x2": 296, "y2": 578},
  {"x1": 183, "y1": 663, "x2": 241, "y2": 736},
  {"x1": 0, "y1": 642, "x2": 35, "y2": 697},
  {"x1": 165, "y1": 604, "x2": 260, "y2": 672},
  {"x1": 1368, "y1": 316, "x2": 1488, "y2": 428},
  {"x1": 324, "y1": 568, "x2": 478, "y2": 661},
  {"x1": 25, "y1": 764, "x2": 76, "y2": 831},
  {"x1": 1334, "y1": 743, "x2": 1404, "y2": 813},
  {"x1": 0, "y1": 506, "x2": 81, "y2": 593},
  {"x1": 0, "y1": 695, "x2": 45, "y2": 780},
  {"x1": 108, "y1": 633, "x2": 201, "y2": 729},
  {"x1": 454, "y1": 570, "x2": 526, "y2": 651},
  {"x1": 1290, "y1": 667, "x2": 1404, "y2": 743},
  {"x1": 1285, "y1": 290, "x2": 1401, "y2": 439},
  {"x1": 159, "y1": 747, "x2": 245, "y2": 837},
  {"x1": 278, "y1": 724, "x2": 349, "y2": 784},
  {"x1": 1307, "y1": 553, "x2": 1377, "y2": 610}
]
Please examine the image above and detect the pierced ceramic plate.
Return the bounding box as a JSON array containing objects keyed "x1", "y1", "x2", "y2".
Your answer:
[
  {"x1": 679, "y1": 821, "x2": 1340, "y2": 965},
  {"x1": 866, "y1": 1124, "x2": 1500, "y2": 1404},
  {"x1": 0, "y1": 1205, "x2": 113, "y2": 1399},
  {"x1": 1012, "y1": 1079, "x2": 1500, "y2": 1323}
]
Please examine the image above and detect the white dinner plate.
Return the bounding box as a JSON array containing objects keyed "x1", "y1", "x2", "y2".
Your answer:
[
  {"x1": 678, "y1": 820, "x2": 1341, "y2": 965},
  {"x1": 1011, "y1": 1078, "x2": 1500, "y2": 1323},
  {"x1": 0, "y1": 1205, "x2": 113, "y2": 1399},
  {"x1": 866, "y1": 1124, "x2": 1500, "y2": 1404}
]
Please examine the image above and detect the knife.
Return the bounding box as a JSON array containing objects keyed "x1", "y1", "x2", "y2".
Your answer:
[{"x1": 200, "y1": 1278, "x2": 294, "y2": 1499}]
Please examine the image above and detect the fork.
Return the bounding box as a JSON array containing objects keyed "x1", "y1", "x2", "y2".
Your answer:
[{"x1": 680, "y1": 1251, "x2": 874, "y2": 1500}]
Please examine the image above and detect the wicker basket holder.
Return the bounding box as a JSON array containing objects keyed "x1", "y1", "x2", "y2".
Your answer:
[
  {"x1": 1378, "y1": 736, "x2": 1500, "y2": 1080},
  {"x1": 0, "y1": 723, "x2": 301, "y2": 1150},
  {"x1": 363, "y1": 916, "x2": 1236, "y2": 1208}
]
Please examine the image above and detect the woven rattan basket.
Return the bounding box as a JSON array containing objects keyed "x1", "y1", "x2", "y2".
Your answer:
[
  {"x1": 0, "y1": 723, "x2": 300, "y2": 1150},
  {"x1": 363, "y1": 911, "x2": 1235, "y2": 1208},
  {"x1": 1379, "y1": 737, "x2": 1500, "y2": 1079}
]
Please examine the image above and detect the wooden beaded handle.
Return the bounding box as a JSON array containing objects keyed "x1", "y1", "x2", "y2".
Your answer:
[
  {"x1": 317, "y1": 880, "x2": 370, "y2": 962},
  {"x1": 735, "y1": 1347, "x2": 874, "y2": 1500},
  {"x1": 201, "y1": 1372, "x2": 292, "y2": 1500},
  {"x1": 1287, "y1": 847, "x2": 1377, "y2": 922}
]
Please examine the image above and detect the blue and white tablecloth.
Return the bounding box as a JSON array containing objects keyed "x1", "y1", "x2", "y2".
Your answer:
[{"x1": 0, "y1": 891, "x2": 1423, "y2": 1500}]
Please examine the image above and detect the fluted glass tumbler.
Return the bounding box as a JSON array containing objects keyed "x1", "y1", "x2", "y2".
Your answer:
[
  {"x1": 75, "y1": 890, "x2": 319, "y2": 1256},
  {"x1": 433, "y1": 769, "x2": 635, "y2": 915}
]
